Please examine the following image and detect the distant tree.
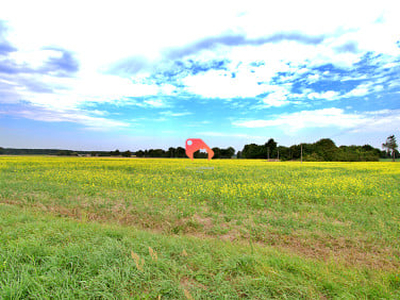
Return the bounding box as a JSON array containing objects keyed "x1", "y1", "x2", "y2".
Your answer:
[
  {"x1": 361, "y1": 144, "x2": 374, "y2": 152},
  {"x1": 362, "y1": 144, "x2": 381, "y2": 158},
  {"x1": 212, "y1": 147, "x2": 221, "y2": 159},
  {"x1": 176, "y1": 147, "x2": 186, "y2": 158},
  {"x1": 276, "y1": 146, "x2": 289, "y2": 161},
  {"x1": 264, "y1": 138, "x2": 277, "y2": 159},
  {"x1": 336, "y1": 145, "x2": 379, "y2": 162},
  {"x1": 211, "y1": 147, "x2": 235, "y2": 159},
  {"x1": 242, "y1": 143, "x2": 265, "y2": 158},
  {"x1": 225, "y1": 147, "x2": 235, "y2": 158},
  {"x1": 57, "y1": 150, "x2": 76, "y2": 156},
  {"x1": 110, "y1": 149, "x2": 121, "y2": 156},
  {"x1": 135, "y1": 150, "x2": 145, "y2": 157},
  {"x1": 148, "y1": 149, "x2": 166, "y2": 157},
  {"x1": 0, "y1": 147, "x2": 4, "y2": 155},
  {"x1": 167, "y1": 147, "x2": 176, "y2": 158},
  {"x1": 382, "y1": 135, "x2": 398, "y2": 161},
  {"x1": 314, "y1": 138, "x2": 338, "y2": 161},
  {"x1": 289, "y1": 144, "x2": 301, "y2": 160},
  {"x1": 303, "y1": 152, "x2": 324, "y2": 161},
  {"x1": 122, "y1": 150, "x2": 132, "y2": 157},
  {"x1": 193, "y1": 150, "x2": 208, "y2": 158}
]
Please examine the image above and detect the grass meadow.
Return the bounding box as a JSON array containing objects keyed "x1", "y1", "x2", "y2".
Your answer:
[{"x1": 0, "y1": 156, "x2": 399, "y2": 298}]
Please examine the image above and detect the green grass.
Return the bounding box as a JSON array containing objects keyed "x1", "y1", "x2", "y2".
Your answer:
[
  {"x1": 379, "y1": 158, "x2": 400, "y2": 162},
  {"x1": 1, "y1": 204, "x2": 399, "y2": 299},
  {"x1": 0, "y1": 156, "x2": 400, "y2": 298}
]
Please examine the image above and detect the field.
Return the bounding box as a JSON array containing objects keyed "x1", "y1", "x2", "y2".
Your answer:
[{"x1": 1, "y1": 156, "x2": 399, "y2": 298}]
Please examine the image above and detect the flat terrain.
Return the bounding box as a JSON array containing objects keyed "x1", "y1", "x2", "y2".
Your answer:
[{"x1": 1, "y1": 157, "x2": 399, "y2": 298}]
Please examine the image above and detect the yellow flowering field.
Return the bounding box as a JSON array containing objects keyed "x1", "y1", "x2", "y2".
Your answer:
[{"x1": 1, "y1": 156, "x2": 399, "y2": 203}]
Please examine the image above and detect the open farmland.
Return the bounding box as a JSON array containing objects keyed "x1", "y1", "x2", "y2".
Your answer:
[{"x1": 0, "y1": 156, "x2": 399, "y2": 298}]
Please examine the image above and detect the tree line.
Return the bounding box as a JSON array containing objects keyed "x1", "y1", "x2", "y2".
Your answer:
[
  {"x1": 135, "y1": 147, "x2": 235, "y2": 159},
  {"x1": 239, "y1": 138, "x2": 389, "y2": 161},
  {"x1": 0, "y1": 146, "x2": 235, "y2": 159},
  {"x1": 0, "y1": 135, "x2": 397, "y2": 161}
]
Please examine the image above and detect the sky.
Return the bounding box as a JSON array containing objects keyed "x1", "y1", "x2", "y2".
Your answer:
[{"x1": 0, "y1": 0, "x2": 399, "y2": 151}]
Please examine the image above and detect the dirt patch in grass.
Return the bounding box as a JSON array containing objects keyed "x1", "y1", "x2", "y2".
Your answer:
[
  {"x1": 269, "y1": 233, "x2": 398, "y2": 271},
  {"x1": 180, "y1": 277, "x2": 208, "y2": 291},
  {"x1": 191, "y1": 214, "x2": 214, "y2": 230},
  {"x1": 219, "y1": 229, "x2": 241, "y2": 242},
  {"x1": 1, "y1": 199, "x2": 398, "y2": 271}
]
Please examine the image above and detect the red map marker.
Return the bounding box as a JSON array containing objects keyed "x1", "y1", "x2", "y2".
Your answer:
[{"x1": 185, "y1": 138, "x2": 214, "y2": 160}]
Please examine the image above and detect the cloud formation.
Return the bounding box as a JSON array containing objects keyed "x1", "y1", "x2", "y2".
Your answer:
[
  {"x1": 41, "y1": 47, "x2": 79, "y2": 75},
  {"x1": 0, "y1": 21, "x2": 17, "y2": 55},
  {"x1": 1, "y1": 103, "x2": 129, "y2": 130},
  {"x1": 0, "y1": 0, "x2": 399, "y2": 148},
  {"x1": 165, "y1": 32, "x2": 326, "y2": 59},
  {"x1": 233, "y1": 108, "x2": 400, "y2": 134}
]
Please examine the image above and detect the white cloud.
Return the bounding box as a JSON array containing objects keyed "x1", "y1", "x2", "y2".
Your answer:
[
  {"x1": 3, "y1": 71, "x2": 173, "y2": 111},
  {"x1": 1, "y1": 0, "x2": 398, "y2": 108},
  {"x1": 341, "y1": 80, "x2": 388, "y2": 99},
  {"x1": 343, "y1": 84, "x2": 370, "y2": 98},
  {"x1": 182, "y1": 69, "x2": 264, "y2": 98},
  {"x1": 261, "y1": 86, "x2": 290, "y2": 107},
  {"x1": 232, "y1": 120, "x2": 273, "y2": 128},
  {"x1": 160, "y1": 111, "x2": 192, "y2": 117},
  {"x1": 1, "y1": 0, "x2": 398, "y2": 69},
  {"x1": 197, "y1": 131, "x2": 264, "y2": 139},
  {"x1": 383, "y1": 62, "x2": 397, "y2": 69},
  {"x1": 143, "y1": 99, "x2": 167, "y2": 108},
  {"x1": 307, "y1": 74, "x2": 320, "y2": 83},
  {"x1": 352, "y1": 109, "x2": 400, "y2": 133},
  {"x1": 233, "y1": 108, "x2": 400, "y2": 134},
  {"x1": 233, "y1": 108, "x2": 365, "y2": 131},
  {"x1": 307, "y1": 90, "x2": 340, "y2": 101},
  {"x1": 181, "y1": 61, "x2": 299, "y2": 100},
  {"x1": 6, "y1": 106, "x2": 130, "y2": 130}
]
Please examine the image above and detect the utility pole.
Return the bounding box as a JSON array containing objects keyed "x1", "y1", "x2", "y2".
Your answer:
[
  {"x1": 300, "y1": 144, "x2": 303, "y2": 164},
  {"x1": 267, "y1": 147, "x2": 270, "y2": 160},
  {"x1": 277, "y1": 149, "x2": 280, "y2": 160}
]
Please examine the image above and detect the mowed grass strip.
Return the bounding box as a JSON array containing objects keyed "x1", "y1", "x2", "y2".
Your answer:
[{"x1": 1, "y1": 204, "x2": 399, "y2": 299}]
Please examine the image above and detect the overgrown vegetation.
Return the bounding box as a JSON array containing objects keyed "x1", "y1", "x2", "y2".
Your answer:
[
  {"x1": 1, "y1": 205, "x2": 399, "y2": 299},
  {"x1": 0, "y1": 157, "x2": 399, "y2": 297}
]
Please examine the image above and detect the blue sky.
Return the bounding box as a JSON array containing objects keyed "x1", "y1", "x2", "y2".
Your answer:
[{"x1": 0, "y1": 0, "x2": 399, "y2": 151}]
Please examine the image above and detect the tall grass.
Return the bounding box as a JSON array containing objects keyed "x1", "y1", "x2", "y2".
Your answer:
[{"x1": 1, "y1": 205, "x2": 399, "y2": 298}]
